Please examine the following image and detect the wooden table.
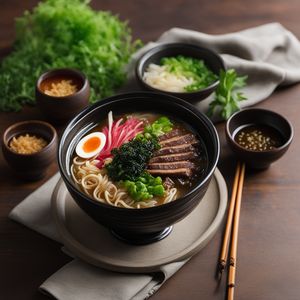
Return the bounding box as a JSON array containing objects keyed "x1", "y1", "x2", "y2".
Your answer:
[{"x1": 1, "y1": 1, "x2": 300, "y2": 299}]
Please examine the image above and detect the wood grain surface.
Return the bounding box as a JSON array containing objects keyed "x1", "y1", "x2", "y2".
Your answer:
[{"x1": 1, "y1": 1, "x2": 300, "y2": 299}]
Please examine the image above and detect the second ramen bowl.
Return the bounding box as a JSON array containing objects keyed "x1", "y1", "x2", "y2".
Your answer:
[
  {"x1": 58, "y1": 92, "x2": 220, "y2": 245},
  {"x1": 136, "y1": 43, "x2": 225, "y2": 102}
]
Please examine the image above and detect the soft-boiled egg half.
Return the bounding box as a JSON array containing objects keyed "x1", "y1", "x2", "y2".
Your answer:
[{"x1": 75, "y1": 132, "x2": 106, "y2": 159}]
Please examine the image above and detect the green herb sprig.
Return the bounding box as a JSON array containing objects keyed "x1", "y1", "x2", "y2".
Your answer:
[{"x1": 208, "y1": 69, "x2": 247, "y2": 120}]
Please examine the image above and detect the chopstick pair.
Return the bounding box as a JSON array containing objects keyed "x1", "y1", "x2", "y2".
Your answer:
[{"x1": 218, "y1": 161, "x2": 246, "y2": 300}]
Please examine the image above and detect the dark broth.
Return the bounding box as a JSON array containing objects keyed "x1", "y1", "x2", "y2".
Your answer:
[
  {"x1": 234, "y1": 124, "x2": 284, "y2": 151},
  {"x1": 71, "y1": 112, "x2": 209, "y2": 208},
  {"x1": 87, "y1": 113, "x2": 208, "y2": 200}
]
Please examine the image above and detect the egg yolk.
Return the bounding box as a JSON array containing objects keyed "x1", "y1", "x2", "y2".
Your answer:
[{"x1": 83, "y1": 137, "x2": 101, "y2": 153}]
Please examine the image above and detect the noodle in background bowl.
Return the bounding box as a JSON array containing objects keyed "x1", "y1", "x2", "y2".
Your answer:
[
  {"x1": 58, "y1": 92, "x2": 220, "y2": 245},
  {"x1": 136, "y1": 43, "x2": 225, "y2": 102}
]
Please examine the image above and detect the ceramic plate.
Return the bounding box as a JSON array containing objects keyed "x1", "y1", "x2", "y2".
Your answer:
[{"x1": 51, "y1": 168, "x2": 227, "y2": 273}]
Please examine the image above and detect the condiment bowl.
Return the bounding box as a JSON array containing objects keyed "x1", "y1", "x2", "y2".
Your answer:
[
  {"x1": 36, "y1": 68, "x2": 90, "y2": 123},
  {"x1": 2, "y1": 120, "x2": 58, "y2": 180},
  {"x1": 226, "y1": 108, "x2": 293, "y2": 169},
  {"x1": 58, "y1": 92, "x2": 220, "y2": 245},
  {"x1": 136, "y1": 43, "x2": 225, "y2": 102}
]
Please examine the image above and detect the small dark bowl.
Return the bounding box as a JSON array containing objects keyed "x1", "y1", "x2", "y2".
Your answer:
[
  {"x1": 36, "y1": 68, "x2": 90, "y2": 123},
  {"x1": 2, "y1": 120, "x2": 58, "y2": 180},
  {"x1": 226, "y1": 108, "x2": 293, "y2": 169},
  {"x1": 136, "y1": 43, "x2": 225, "y2": 102},
  {"x1": 58, "y1": 92, "x2": 220, "y2": 245}
]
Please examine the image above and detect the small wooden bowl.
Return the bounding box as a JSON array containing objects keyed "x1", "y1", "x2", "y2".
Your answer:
[
  {"x1": 2, "y1": 120, "x2": 58, "y2": 180},
  {"x1": 226, "y1": 108, "x2": 293, "y2": 169},
  {"x1": 136, "y1": 43, "x2": 225, "y2": 102},
  {"x1": 36, "y1": 68, "x2": 90, "y2": 123}
]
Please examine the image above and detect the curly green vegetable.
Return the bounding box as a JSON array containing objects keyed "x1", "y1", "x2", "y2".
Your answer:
[
  {"x1": 0, "y1": 0, "x2": 140, "y2": 112},
  {"x1": 123, "y1": 173, "x2": 165, "y2": 202},
  {"x1": 106, "y1": 137, "x2": 160, "y2": 181}
]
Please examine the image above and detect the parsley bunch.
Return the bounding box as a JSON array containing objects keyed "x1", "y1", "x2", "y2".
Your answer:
[
  {"x1": 0, "y1": 0, "x2": 140, "y2": 111},
  {"x1": 208, "y1": 69, "x2": 247, "y2": 120}
]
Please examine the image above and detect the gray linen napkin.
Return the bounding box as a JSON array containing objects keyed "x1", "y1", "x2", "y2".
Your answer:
[
  {"x1": 9, "y1": 174, "x2": 186, "y2": 300},
  {"x1": 9, "y1": 23, "x2": 300, "y2": 300},
  {"x1": 127, "y1": 23, "x2": 300, "y2": 118}
]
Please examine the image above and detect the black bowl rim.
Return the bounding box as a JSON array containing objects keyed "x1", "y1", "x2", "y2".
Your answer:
[
  {"x1": 36, "y1": 67, "x2": 89, "y2": 99},
  {"x1": 2, "y1": 120, "x2": 57, "y2": 157},
  {"x1": 135, "y1": 42, "x2": 225, "y2": 96},
  {"x1": 226, "y1": 108, "x2": 294, "y2": 153},
  {"x1": 58, "y1": 91, "x2": 220, "y2": 212}
]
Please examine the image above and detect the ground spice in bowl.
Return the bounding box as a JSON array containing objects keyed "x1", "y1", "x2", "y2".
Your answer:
[
  {"x1": 234, "y1": 124, "x2": 283, "y2": 151},
  {"x1": 9, "y1": 134, "x2": 48, "y2": 154}
]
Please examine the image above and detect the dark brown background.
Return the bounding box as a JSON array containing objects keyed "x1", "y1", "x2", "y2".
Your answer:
[{"x1": 1, "y1": 1, "x2": 300, "y2": 299}]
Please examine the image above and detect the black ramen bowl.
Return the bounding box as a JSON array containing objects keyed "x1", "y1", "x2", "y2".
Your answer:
[
  {"x1": 136, "y1": 43, "x2": 225, "y2": 102},
  {"x1": 58, "y1": 92, "x2": 220, "y2": 245}
]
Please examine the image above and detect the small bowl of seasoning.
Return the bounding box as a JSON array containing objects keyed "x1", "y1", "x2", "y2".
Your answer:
[
  {"x1": 2, "y1": 120, "x2": 58, "y2": 180},
  {"x1": 36, "y1": 68, "x2": 90, "y2": 123},
  {"x1": 226, "y1": 108, "x2": 293, "y2": 169}
]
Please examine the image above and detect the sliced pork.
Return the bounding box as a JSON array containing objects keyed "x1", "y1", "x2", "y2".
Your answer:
[
  {"x1": 149, "y1": 151, "x2": 197, "y2": 163},
  {"x1": 158, "y1": 129, "x2": 183, "y2": 142},
  {"x1": 159, "y1": 133, "x2": 198, "y2": 147},
  {"x1": 148, "y1": 161, "x2": 194, "y2": 170},
  {"x1": 148, "y1": 129, "x2": 200, "y2": 177},
  {"x1": 155, "y1": 144, "x2": 196, "y2": 156},
  {"x1": 148, "y1": 168, "x2": 193, "y2": 177}
]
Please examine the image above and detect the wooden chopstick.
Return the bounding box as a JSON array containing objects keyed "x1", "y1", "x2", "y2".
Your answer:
[
  {"x1": 218, "y1": 162, "x2": 241, "y2": 274},
  {"x1": 227, "y1": 162, "x2": 246, "y2": 300}
]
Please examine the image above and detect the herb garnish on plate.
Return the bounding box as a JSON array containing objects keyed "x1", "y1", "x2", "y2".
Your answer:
[{"x1": 208, "y1": 69, "x2": 248, "y2": 120}]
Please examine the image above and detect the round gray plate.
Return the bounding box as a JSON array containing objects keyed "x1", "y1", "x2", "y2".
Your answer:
[{"x1": 51, "y1": 168, "x2": 227, "y2": 273}]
